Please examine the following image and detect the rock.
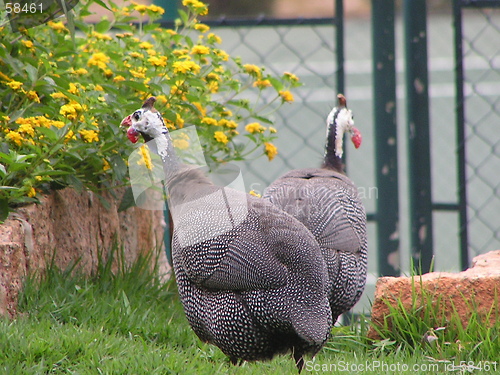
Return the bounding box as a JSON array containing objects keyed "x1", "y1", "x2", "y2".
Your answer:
[
  {"x1": 368, "y1": 250, "x2": 500, "y2": 340},
  {"x1": 0, "y1": 188, "x2": 168, "y2": 318}
]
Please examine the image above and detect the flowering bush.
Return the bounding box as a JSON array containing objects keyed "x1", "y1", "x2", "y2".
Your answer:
[{"x1": 0, "y1": 0, "x2": 300, "y2": 221}]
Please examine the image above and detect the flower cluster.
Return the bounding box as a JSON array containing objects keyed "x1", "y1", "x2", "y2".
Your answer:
[{"x1": 0, "y1": 0, "x2": 299, "y2": 217}]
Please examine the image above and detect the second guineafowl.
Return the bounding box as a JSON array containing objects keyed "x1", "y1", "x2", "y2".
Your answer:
[
  {"x1": 121, "y1": 97, "x2": 332, "y2": 371},
  {"x1": 263, "y1": 94, "x2": 368, "y2": 321}
]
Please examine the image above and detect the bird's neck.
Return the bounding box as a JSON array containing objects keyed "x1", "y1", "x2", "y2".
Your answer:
[
  {"x1": 148, "y1": 132, "x2": 182, "y2": 182},
  {"x1": 322, "y1": 124, "x2": 345, "y2": 173}
]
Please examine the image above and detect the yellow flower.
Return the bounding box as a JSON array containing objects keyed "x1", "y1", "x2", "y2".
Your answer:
[
  {"x1": 194, "y1": 23, "x2": 210, "y2": 33},
  {"x1": 130, "y1": 67, "x2": 147, "y2": 79},
  {"x1": 139, "y1": 41, "x2": 154, "y2": 49},
  {"x1": 2, "y1": 115, "x2": 10, "y2": 122},
  {"x1": 269, "y1": 126, "x2": 277, "y2": 133},
  {"x1": 173, "y1": 60, "x2": 201, "y2": 74},
  {"x1": 245, "y1": 122, "x2": 265, "y2": 134},
  {"x1": 207, "y1": 33, "x2": 222, "y2": 44},
  {"x1": 220, "y1": 109, "x2": 233, "y2": 117},
  {"x1": 214, "y1": 49, "x2": 229, "y2": 61},
  {"x1": 191, "y1": 45, "x2": 210, "y2": 55},
  {"x1": 182, "y1": 0, "x2": 208, "y2": 15},
  {"x1": 253, "y1": 79, "x2": 272, "y2": 89},
  {"x1": 26, "y1": 90, "x2": 40, "y2": 103},
  {"x1": 172, "y1": 138, "x2": 190, "y2": 150},
  {"x1": 92, "y1": 32, "x2": 112, "y2": 41},
  {"x1": 166, "y1": 30, "x2": 177, "y2": 36},
  {"x1": 68, "y1": 83, "x2": 79, "y2": 95},
  {"x1": 243, "y1": 64, "x2": 261, "y2": 78},
  {"x1": 175, "y1": 113, "x2": 185, "y2": 128},
  {"x1": 148, "y1": 55, "x2": 168, "y2": 67},
  {"x1": 283, "y1": 72, "x2": 299, "y2": 82},
  {"x1": 60, "y1": 102, "x2": 83, "y2": 120},
  {"x1": 138, "y1": 144, "x2": 153, "y2": 170},
  {"x1": 5, "y1": 131, "x2": 23, "y2": 146},
  {"x1": 48, "y1": 21, "x2": 67, "y2": 32},
  {"x1": 279, "y1": 90, "x2": 294, "y2": 102},
  {"x1": 146, "y1": 48, "x2": 157, "y2": 56},
  {"x1": 208, "y1": 81, "x2": 219, "y2": 93},
  {"x1": 27, "y1": 187, "x2": 36, "y2": 198},
  {"x1": 79, "y1": 129, "x2": 99, "y2": 142},
  {"x1": 264, "y1": 142, "x2": 278, "y2": 161},
  {"x1": 193, "y1": 102, "x2": 206, "y2": 116},
  {"x1": 35, "y1": 176, "x2": 43, "y2": 182},
  {"x1": 65, "y1": 130, "x2": 77, "y2": 142},
  {"x1": 51, "y1": 120, "x2": 65, "y2": 128},
  {"x1": 18, "y1": 123, "x2": 35, "y2": 137},
  {"x1": 87, "y1": 52, "x2": 110, "y2": 69},
  {"x1": 156, "y1": 95, "x2": 168, "y2": 105},
  {"x1": 102, "y1": 159, "x2": 111, "y2": 171},
  {"x1": 148, "y1": 4, "x2": 165, "y2": 14},
  {"x1": 129, "y1": 51, "x2": 144, "y2": 58},
  {"x1": 94, "y1": 84, "x2": 104, "y2": 92},
  {"x1": 214, "y1": 131, "x2": 228, "y2": 145},
  {"x1": 74, "y1": 68, "x2": 88, "y2": 75},
  {"x1": 50, "y1": 92, "x2": 67, "y2": 100},
  {"x1": 21, "y1": 40, "x2": 34, "y2": 48},
  {"x1": 133, "y1": 3, "x2": 148, "y2": 14},
  {"x1": 202, "y1": 117, "x2": 217, "y2": 126},
  {"x1": 6, "y1": 81, "x2": 23, "y2": 90},
  {"x1": 249, "y1": 190, "x2": 261, "y2": 198},
  {"x1": 113, "y1": 75, "x2": 126, "y2": 83}
]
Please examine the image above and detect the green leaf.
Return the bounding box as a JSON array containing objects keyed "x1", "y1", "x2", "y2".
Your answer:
[
  {"x1": 268, "y1": 77, "x2": 284, "y2": 92},
  {"x1": 95, "y1": 19, "x2": 112, "y2": 33},
  {"x1": 118, "y1": 187, "x2": 136, "y2": 212},
  {"x1": 25, "y1": 64, "x2": 38, "y2": 83},
  {"x1": 91, "y1": 0, "x2": 112, "y2": 11},
  {"x1": 36, "y1": 127, "x2": 58, "y2": 142},
  {"x1": 122, "y1": 81, "x2": 149, "y2": 92},
  {"x1": 253, "y1": 115, "x2": 273, "y2": 125},
  {"x1": 0, "y1": 199, "x2": 9, "y2": 223}
]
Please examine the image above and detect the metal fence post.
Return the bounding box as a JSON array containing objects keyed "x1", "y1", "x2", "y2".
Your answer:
[
  {"x1": 404, "y1": 0, "x2": 434, "y2": 274},
  {"x1": 372, "y1": 0, "x2": 400, "y2": 276},
  {"x1": 335, "y1": 0, "x2": 345, "y2": 95},
  {"x1": 453, "y1": 0, "x2": 469, "y2": 270},
  {"x1": 155, "y1": 0, "x2": 179, "y2": 21}
]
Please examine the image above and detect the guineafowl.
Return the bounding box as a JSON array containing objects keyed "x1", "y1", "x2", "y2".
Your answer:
[
  {"x1": 121, "y1": 97, "x2": 332, "y2": 371},
  {"x1": 263, "y1": 94, "x2": 367, "y2": 322}
]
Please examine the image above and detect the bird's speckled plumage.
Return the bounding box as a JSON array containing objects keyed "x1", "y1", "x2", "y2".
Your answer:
[
  {"x1": 263, "y1": 95, "x2": 368, "y2": 322},
  {"x1": 121, "y1": 97, "x2": 333, "y2": 371}
]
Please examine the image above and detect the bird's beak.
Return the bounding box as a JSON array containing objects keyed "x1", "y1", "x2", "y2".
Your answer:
[
  {"x1": 121, "y1": 115, "x2": 132, "y2": 127},
  {"x1": 351, "y1": 127, "x2": 362, "y2": 149}
]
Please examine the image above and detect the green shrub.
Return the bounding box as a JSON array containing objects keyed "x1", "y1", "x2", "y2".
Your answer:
[{"x1": 0, "y1": 0, "x2": 300, "y2": 220}]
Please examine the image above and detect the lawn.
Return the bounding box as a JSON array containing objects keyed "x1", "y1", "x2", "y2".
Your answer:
[{"x1": 1, "y1": 248, "x2": 498, "y2": 374}]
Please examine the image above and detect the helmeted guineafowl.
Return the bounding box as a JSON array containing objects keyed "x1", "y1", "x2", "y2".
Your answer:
[
  {"x1": 263, "y1": 94, "x2": 368, "y2": 321},
  {"x1": 121, "y1": 97, "x2": 332, "y2": 371}
]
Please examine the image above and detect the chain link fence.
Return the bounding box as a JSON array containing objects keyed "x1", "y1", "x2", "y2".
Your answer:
[
  {"x1": 208, "y1": 19, "x2": 341, "y2": 192},
  {"x1": 460, "y1": 6, "x2": 500, "y2": 257}
]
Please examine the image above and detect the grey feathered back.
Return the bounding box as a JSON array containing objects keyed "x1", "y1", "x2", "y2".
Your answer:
[
  {"x1": 168, "y1": 167, "x2": 333, "y2": 366},
  {"x1": 263, "y1": 168, "x2": 368, "y2": 320}
]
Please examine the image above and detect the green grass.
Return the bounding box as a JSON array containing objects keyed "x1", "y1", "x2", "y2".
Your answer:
[{"x1": 1, "y1": 248, "x2": 499, "y2": 374}]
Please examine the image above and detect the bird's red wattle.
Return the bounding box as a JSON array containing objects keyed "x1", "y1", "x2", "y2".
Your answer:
[
  {"x1": 351, "y1": 127, "x2": 362, "y2": 149},
  {"x1": 127, "y1": 127, "x2": 140, "y2": 143}
]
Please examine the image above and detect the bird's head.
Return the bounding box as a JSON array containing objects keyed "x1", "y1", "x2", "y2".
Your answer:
[
  {"x1": 121, "y1": 97, "x2": 168, "y2": 143},
  {"x1": 326, "y1": 94, "x2": 361, "y2": 158}
]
